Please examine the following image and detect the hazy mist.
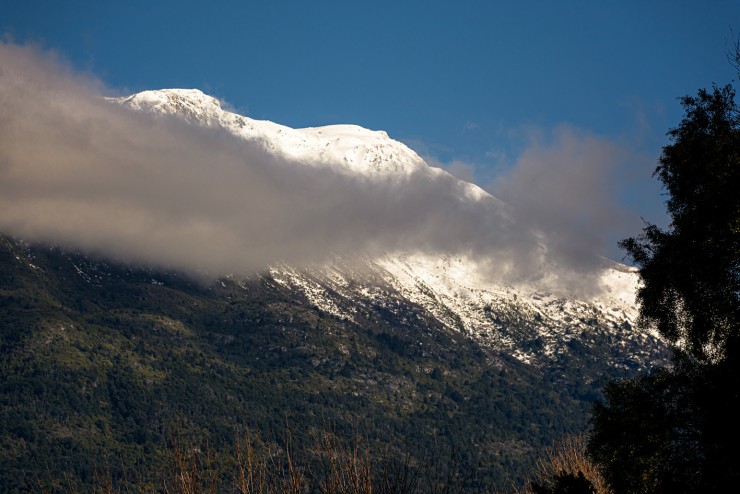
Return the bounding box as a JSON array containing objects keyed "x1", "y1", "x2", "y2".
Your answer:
[{"x1": 0, "y1": 43, "x2": 615, "y2": 294}]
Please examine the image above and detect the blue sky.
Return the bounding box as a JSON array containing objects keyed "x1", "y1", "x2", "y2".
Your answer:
[{"x1": 3, "y1": 0, "x2": 739, "y2": 260}]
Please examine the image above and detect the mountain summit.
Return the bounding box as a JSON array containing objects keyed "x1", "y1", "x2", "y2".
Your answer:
[
  {"x1": 115, "y1": 89, "x2": 495, "y2": 204},
  {"x1": 116, "y1": 89, "x2": 429, "y2": 176}
]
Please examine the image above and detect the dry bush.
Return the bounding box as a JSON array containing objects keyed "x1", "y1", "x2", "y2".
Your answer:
[
  {"x1": 309, "y1": 430, "x2": 374, "y2": 494},
  {"x1": 162, "y1": 427, "x2": 374, "y2": 494},
  {"x1": 233, "y1": 429, "x2": 305, "y2": 494},
  {"x1": 38, "y1": 428, "x2": 508, "y2": 493},
  {"x1": 520, "y1": 434, "x2": 610, "y2": 494},
  {"x1": 161, "y1": 436, "x2": 220, "y2": 494}
]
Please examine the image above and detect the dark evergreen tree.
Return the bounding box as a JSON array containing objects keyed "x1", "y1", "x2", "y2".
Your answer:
[
  {"x1": 590, "y1": 352, "x2": 740, "y2": 493},
  {"x1": 589, "y1": 85, "x2": 740, "y2": 493},
  {"x1": 619, "y1": 84, "x2": 740, "y2": 361}
]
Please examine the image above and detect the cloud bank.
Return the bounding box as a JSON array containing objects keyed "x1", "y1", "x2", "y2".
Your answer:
[
  {"x1": 0, "y1": 42, "x2": 612, "y2": 294},
  {"x1": 489, "y1": 125, "x2": 632, "y2": 268}
]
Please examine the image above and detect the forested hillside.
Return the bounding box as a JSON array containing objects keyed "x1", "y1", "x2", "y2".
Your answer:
[{"x1": 0, "y1": 235, "x2": 664, "y2": 491}]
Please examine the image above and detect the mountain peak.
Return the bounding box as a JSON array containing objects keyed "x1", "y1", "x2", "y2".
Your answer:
[
  {"x1": 112, "y1": 88, "x2": 430, "y2": 177},
  {"x1": 116, "y1": 88, "x2": 223, "y2": 121}
]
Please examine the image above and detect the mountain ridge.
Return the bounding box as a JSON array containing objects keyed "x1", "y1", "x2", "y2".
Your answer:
[
  {"x1": 109, "y1": 88, "x2": 652, "y2": 368},
  {"x1": 112, "y1": 88, "x2": 494, "y2": 199}
]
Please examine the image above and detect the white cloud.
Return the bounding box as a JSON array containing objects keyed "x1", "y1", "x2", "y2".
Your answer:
[
  {"x1": 0, "y1": 44, "x2": 533, "y2": 281},
  {"x1": 0, "y1": 42, "x2": 633, "y2": 296},
  {"x1": 488, "y1": 124, "x2": 642, "y2": 265}
]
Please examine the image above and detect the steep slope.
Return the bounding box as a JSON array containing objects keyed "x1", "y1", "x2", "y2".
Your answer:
[
  {"x1": 113, "y1": 89, "x2": 660, "y2": 369},
  {"x1": 114, "y1": 89, "x2": 493, "y2": 196},
  {"x1": 0, "y1": 234, "x2": 661, "y2": 491},
  {"x1": 270, "y1": 254, "x2": 659, "y2": 369}
]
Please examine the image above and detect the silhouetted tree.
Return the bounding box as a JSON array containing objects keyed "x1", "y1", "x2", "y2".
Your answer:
[
  {"x1": 590, "y1": 85, "x2": 740, "y2": 493},
  {"x1": 590, "y1": 350, "x2": 740, "y2": 493},
  {"x1": 619, "y1": 84, "x2": 740, "y2": 361}
]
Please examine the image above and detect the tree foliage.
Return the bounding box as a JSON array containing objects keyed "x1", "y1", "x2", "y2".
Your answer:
[
  {"x1": 591, "y1": 84, "x2": 740, "y2": 493},
  {"x1": 590, "y1": 353, "x2": 740, "y2": 493},
  {"x1": 619, "y1": 84, "x2": 740, "y2": 361}
]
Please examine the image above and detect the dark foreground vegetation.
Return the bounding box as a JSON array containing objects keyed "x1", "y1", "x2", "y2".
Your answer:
[
  {"x1": 33, "y1": 429, "x2": 608, "y2": 494},
  {"x1": 0, "y1": 230, "x2": 628, "y2": 492},
  {"x1": 584, "y1": 76, "x2": 740, "y2": 491}
]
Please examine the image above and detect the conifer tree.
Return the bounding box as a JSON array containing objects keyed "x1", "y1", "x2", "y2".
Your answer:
[
  {"x1": 619, "y1": 84, "x2": 740, "y2": 361},
  {"x1": 590, "y1": 84, "x2": 740, "y2": 493}
]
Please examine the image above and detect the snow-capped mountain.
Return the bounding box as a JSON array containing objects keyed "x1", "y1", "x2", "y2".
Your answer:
[
  {"x1": 112, "y1": 88, "x2": 663, "y2": 369},
  {"x1": 115, "y1": 89, "x2": 491, "y2": 199},
  {"x1": 0, "y1": 88, "x2": 668, "y2": 488}
]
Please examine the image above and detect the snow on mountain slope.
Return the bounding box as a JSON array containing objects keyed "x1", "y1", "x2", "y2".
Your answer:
[
  {"x1": 116, "y1": 90, "x2": 422, "y2": 174},
  {"x1": 114, "y1": 89, "x2": 492, "y2": 201},
  {"x1": 268, "y1": 253, "x2": 660, "y2": 367},
  {"x1": 112, "y1": 88, "x2": 661, "y2": 367}
]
